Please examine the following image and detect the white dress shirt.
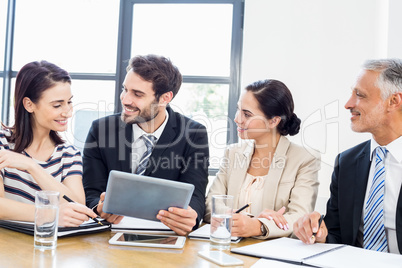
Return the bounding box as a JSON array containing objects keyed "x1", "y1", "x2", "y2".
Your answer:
[
  {"x1": 359, "y1": 136, "x2": 402, "y2": 253},
  {"x1": 131, "y1": 110, "x2": 169, "y2": 173}
]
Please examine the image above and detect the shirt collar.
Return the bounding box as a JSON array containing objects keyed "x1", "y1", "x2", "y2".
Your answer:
[
  {"x1": 132, "y1": 110, "x2": 169, "y2": 143},
  {"x1": 370, "y1": 136, "x2": 402, "y2": 163}
]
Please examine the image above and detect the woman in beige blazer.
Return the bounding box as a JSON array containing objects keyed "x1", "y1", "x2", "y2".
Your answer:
[{"x1": 204, "y1": 79, "x2": 320, "y2": 239}]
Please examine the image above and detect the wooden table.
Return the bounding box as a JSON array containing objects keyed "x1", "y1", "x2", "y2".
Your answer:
[{"x1": 0, "y1": 228, "x2": 261, "y2": 267}]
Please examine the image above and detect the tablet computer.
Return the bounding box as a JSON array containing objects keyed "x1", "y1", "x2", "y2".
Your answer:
[
  {"x1": 103, "y1": 170, "x2": 195, "y2": 221},
  {"x1": 109, "y1": 232, "x2": 186, "y2": 249}
]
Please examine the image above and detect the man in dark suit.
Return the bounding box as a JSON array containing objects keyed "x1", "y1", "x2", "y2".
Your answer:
[
  {"x1": 83, "y1": 55, "x2": 209, "y2": 235},
  {"x1": 293, "y1": 59, "x2": 402, "y2": 254}
]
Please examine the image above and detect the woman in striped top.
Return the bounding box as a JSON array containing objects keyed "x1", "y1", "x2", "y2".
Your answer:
[{"x1": 0, "y1": 61, "x2": 97, "y2": 226}]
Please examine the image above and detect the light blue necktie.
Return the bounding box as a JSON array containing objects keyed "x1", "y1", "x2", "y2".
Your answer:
[
  {"x1": 135, "y1": 135, "x2": 156, "y2": 175},
  {"x1": 363, "y1": 146, "x2": 388, "y2": 252}
]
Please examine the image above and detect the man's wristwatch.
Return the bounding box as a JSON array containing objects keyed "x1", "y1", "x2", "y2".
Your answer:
[{"x1": 260, "y1": 223, "x2": 267, "y2": 236}]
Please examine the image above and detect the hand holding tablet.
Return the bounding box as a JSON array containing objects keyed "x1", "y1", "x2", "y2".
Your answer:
[{"x1": 102, "y1": 170, "x2": 195, "y2": 221}]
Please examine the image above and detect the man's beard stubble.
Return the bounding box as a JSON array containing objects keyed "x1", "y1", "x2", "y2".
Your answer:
[{"x1": 121, "y1": 102, "x2": 160, "y2": 125}]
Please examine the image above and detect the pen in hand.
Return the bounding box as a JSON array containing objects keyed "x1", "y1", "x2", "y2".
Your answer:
[
  {"x1": 311, "y1": 214, "x2": 324, "y2": 240},
  {"x1": 235, "y1": 202, "x2": 252, "y2": 214},
  {"x1": 62, "y1": 195, "x2": 103, "y2": 226}
]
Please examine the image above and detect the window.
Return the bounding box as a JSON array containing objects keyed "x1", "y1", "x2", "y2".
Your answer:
[
  {"x1": 118, "y1": 0, "x2": 244, "y2": 171},
  {"x1": 0, "y1": 0, "x2": 6, "y2": 69},
  {"x1": 171, "y1": 83, "x2": 233, "y2": 167},
  {"x1": 66, "y1": 80, "x2": 115, "y2": 150},
  {"x1": 1, "y1": 0, "x2": 120, "y2": 149},
  {"x1": 131, "y1": 3, "x2": 232, "y2": 77},
  {"x1": 12, "y1": 0, "x2": 119, "y2": 73},
  {"x1": 0, "y1": 78, "x2": 3, "y2": 110},
  {"x1": 0, "y1": 0, "x2": 10, "y2": 121},
  {"x1": 0, "y1": 0, "x2": 243, "y2": 174}
]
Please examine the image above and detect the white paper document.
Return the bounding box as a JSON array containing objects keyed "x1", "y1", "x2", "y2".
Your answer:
[
  {"x1": 232, "y1": 237, "x2": 341, "y2": 264},
  {"x1": 231, "y1": 237, "x2": 402, "y2": 268},
  {"x1": 306, "y1": 244, "x2": 402, "y2": 268},
  {"x1": 188, "y1": 224, "x2": 242, "y2": 243},
  {"x1": 251, "y1": 259, "x2": 302, "y2": 268},
  {"x1": 111, "y1": 216, "x2": 174, "y2": 234}
]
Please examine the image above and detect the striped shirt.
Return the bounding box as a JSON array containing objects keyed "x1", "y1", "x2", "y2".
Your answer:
[{"x1": 0, "y1": 129, "x2": 83, "y2": 204}]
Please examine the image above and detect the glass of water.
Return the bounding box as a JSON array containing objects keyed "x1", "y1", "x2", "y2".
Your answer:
[
  {"x1": 210, "y1": 195, "x2": 234, "y2": 250},
  {"x1": 34, "y1": 191, "x2": 60, "y2": 250}
]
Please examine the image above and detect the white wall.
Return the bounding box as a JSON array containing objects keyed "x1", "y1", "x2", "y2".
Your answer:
[
  {"x1": 242, "y1": 0, "x2": 401, "y2": 213},
  {"x1": 388, "y1": 0, "x2": 402, "y2": 58}
]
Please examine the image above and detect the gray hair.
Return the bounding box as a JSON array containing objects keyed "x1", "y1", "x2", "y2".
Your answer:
[{"x1": 363, "y1": 58, "x2": 402, "y2": 99}]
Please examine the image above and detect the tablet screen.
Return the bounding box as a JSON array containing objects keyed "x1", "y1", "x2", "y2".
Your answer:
[{"x1": 117, "y1": 233, "x2": 179, "y2": 245}]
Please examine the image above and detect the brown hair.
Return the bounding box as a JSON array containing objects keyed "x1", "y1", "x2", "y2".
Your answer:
[
  {"x1": 245, "y1": 79, "x2": 301, "y2": 136},
  {"x1": 6, "y1": 60, "x2": 71, "y2": 153},
  {"x1": 127, "y1": 54, "x2": 182, "y2": 100}
]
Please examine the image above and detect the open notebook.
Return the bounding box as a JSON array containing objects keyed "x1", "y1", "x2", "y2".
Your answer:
[
  {"x1": 231, "y1": 237, "x2": 402, "y2": 268},
  {"x1": 188, "y1": 224, "x2": 242, "y2": 243},
  {"x1": 0, "y1": 219, "x2": 111, "y2": 237},
  {"x1": 111, "y1": 216, "x2": 174, "y2": 234}
]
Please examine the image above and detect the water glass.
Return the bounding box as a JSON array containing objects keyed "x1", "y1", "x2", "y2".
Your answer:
[
  {"x1": 210, "y1": 195, "x2": 234, "y2": 250},
  {"x1": 34, "y1": 191, "x2": 60, "y2": 250}
]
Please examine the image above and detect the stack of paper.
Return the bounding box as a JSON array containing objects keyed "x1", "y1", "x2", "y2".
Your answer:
[
  {"x1": 189, "y1": 224, "x2": 242, "y2": 243},
  {"x1": 111, "y1": 216, "x2": 174, "y2": 234}
]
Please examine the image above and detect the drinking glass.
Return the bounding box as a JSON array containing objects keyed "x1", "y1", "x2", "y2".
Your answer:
[
  {"x1": 34, "y1": 191, "x2": 60, "y2": 250},
  {"x1": 210, "y1": 195, "x2": 234, "y2": 250}
]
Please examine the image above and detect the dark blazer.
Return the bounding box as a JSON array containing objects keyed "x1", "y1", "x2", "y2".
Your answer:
[
  {"x1": 325, "y1": 140, "x2": 402, "y2": 253},
  {"x1": 82, "y1": 106, "x2": 209, "y2": 227}
]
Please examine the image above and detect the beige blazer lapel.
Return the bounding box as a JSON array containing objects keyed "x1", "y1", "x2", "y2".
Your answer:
[
  {"x1": 261, "y1": 136, "x2": 290, "y2": 210},
  {"x1": 227, "y1": 140, "x2": 254, "y2": 207}
]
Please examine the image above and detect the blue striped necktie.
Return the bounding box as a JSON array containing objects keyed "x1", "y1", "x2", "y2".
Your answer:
[
  {"x1": 363, "y1": 146, "x2": 388, "y2": 252},
  {"x1": 135, "y1": 135, "x2": 156, "y2": 175}
]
